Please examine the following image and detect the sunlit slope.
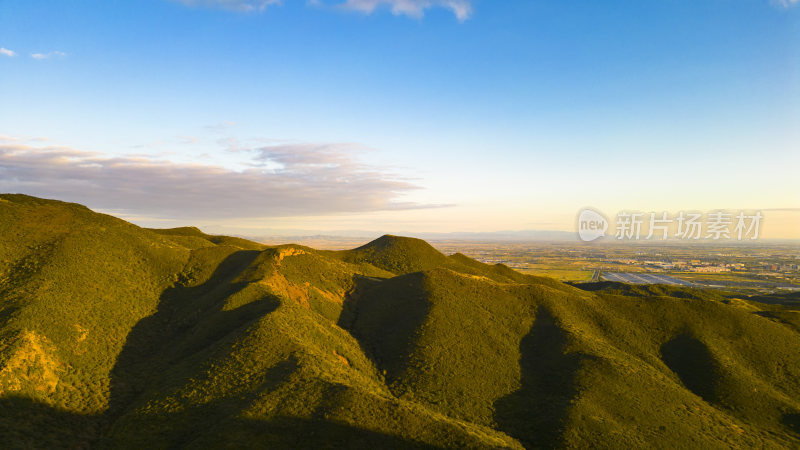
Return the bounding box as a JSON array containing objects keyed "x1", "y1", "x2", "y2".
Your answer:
[
  {"x1": 0, "y1": 195, "x2": 191, "y2": 413},
  {"x1": 335, "y1": 234, "x2": 449, "y2": 274}
]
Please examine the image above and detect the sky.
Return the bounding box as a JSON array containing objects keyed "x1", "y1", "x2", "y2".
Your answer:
[{"x1": 0, "y1": 0, "x2": 798, "y2": 238}]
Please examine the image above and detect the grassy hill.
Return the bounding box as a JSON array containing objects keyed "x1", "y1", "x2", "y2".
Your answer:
[{"x1": 0, "y1": 195, "x2": 799, "y2": 448}]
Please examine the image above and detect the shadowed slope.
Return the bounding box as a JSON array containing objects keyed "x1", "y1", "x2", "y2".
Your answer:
[
  {"x1": 495, "y1": 308, "x2": 593, "y2": 448},
  {"x1": 105, "y1": 249, "x2": 277, "y2": 419},
  {"x1": 339, "y1": 272, "x2": 432, "y2": 385},
  {"x1": 660, "y1": 334, "x2": 722, "y2": 404}
]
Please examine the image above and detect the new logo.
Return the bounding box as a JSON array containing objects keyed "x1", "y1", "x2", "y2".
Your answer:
[{"x1": 577, "y1": 208, "x2": 608, "y2": 242}]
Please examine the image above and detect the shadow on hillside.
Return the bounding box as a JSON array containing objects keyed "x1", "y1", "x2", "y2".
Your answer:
[
  {"x1": 336, "y1": 274, "x2": 388, "y2": 330},
  {"x1": 106, "y1": 250, "x2": 279, "y2": 421},
  {"x1": 747, "y1": 292, "x2": 800, "y2": 307},
  {"x1": 753, "y1": 311, "x2": 800, "y2": 333},
  {"x1": 103, "y1": 348, "x2": 425, "y2": 448},
  {"x1": 0, "y1": 395, "x2": 98, "y2": 450},
  {"x1": 216, "y1": 415, "x2": 431, "y2": 449},
  {"x1": 337, "y1": 273, "x2": 431, "y2": 388},
  {"x1": 660, "y1": 334, "x2": 721, "y2": 404},
  {"x1": 0, "y1": 304, "x2": 19, "y2": 336},
  {"x1": 0, "y1": 380, "x2": 425, "y2": 449},
  {"x1": 104, "y1": 397, "x2": 427, "y2": 449},
  {"x1": 784, "y1": 413, "x2": 800, "y2": 434},
  {"x1": 494, "y1": 308, "x2": 592, "y2": 449}
]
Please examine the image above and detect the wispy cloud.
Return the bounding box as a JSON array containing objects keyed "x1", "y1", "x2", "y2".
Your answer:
[
  {"x1": 0, "y1": 142, "x2": 427, "y2": 220},
  {"x1": 772, "y1": 0, "x2": 798, "y2": 8},
  {"x1": 30, "y1": 51, "x2": 67, "y2": 60},
  {"x1": 0, "y1": 47, "x2": 16, "y2": 57},
  {"x1": 174, "y1": 0, "x2": 472, "y2": 19},
  {"x1": 176, "y1": 0, "x2": 282, "y2": 12},
  {"x1": 334, "y1": 0, "x2": 472, "y2": 21}
]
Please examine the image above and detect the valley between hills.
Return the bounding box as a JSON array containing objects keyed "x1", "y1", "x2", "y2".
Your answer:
[{"x1": 1, "y1": 194, "x2": 799, "y2": 449}]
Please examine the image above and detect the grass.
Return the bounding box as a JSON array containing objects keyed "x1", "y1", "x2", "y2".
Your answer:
[{"x1": 1, "y1": 194, "x2": 799, "y2": 449}]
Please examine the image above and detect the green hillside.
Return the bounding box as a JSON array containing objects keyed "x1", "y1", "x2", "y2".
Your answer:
[
  {"x1": 1, "y1": 195, "x2": 799, "y2": 449},
  {"x1": 334, "y1": 234, "x2": 450, "y2": 274}
]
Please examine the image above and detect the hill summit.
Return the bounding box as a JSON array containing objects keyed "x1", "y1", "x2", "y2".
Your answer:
[
  {"x1": 338, "y1": 234, "x2": 449, "y2": 274},
  {"x1": 0, "y1": 194, "x2": 798, "y2": 449}
]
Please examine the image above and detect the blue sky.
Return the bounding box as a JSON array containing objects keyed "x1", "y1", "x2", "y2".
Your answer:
[{"x1": 1, "y1": 0, "x2": 798, "y2": 237}]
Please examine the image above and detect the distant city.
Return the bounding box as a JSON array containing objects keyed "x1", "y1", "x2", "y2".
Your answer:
[{"x1": 429, "y1": 241, "x2": 800, "y2": 294}]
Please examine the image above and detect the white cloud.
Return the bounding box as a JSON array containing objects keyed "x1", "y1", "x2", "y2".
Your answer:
[
  {"x1": 0, "y1": 142, "x2": 428, "y2": 220},
  {"x1": 336, "y1": 0, "x2": 472, "y2": 21},
  {"x1": 177, "y1": 0, "x2": 282, "y2": 12},
  {"x1": 174, "y1": 0, "x2": 472, "y2": 19},
  {"x1": 0, "y1": 47, "x2": 16, "y2": 57},
  {"x1": 772, "y1": 0, "x2": 798, "y2": 7},
  {"x1": 30, "y1": 51, "x2": 67, "y2": 60}
]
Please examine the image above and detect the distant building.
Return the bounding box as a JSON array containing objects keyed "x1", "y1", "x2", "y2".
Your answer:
[{"x1": 694, "y1": 266, "x2": 730, "y2": 273}]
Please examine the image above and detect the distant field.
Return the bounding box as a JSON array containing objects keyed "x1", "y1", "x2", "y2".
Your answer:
[
  {"x1": 516, "y1": 267, "x2": 593, "y2": 282},
  {"x1": 675, "y1": 271, "x2": 798, "y2": 284},
  {"x1": 674, "y1": 271, "x2": 800, "y2": 291}
]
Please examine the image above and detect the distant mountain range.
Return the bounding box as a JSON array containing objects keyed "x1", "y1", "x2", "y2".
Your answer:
[
  {"x1": 239, "y1": 229, "x2": 580, "y2": 244},
  {"x1": 0, "y1": 194, "x2": 799, "y2": 449}
]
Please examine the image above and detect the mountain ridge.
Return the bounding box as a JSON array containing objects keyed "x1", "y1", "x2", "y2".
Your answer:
[{"x1": 0, "y1": 194, "x2": 798, "y2": 449}]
